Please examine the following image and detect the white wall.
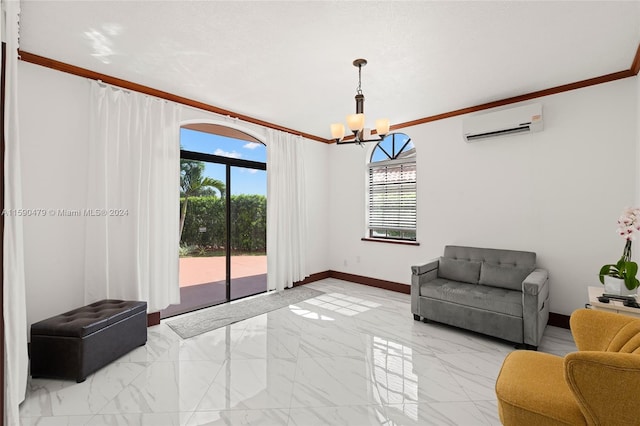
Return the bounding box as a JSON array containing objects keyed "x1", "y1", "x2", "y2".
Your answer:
[
  {"x1": 17, "y1": 60, "x2": 639, "y2": 320},
  {"x1": 328, "y1": 78, "x2": 637, "y2": 316},
  {"x1": 301, "y1": 138, "x2": 331, "y2": 275},
  {"x1": 19, "y1": 62, "x2": 91, "y2": 328},
  {"x1": 637, "y1": 74, "x2": 640, "y2": 207},
  {"x1": 18, "y1": 62, "x2": 330, "y2": 327}
]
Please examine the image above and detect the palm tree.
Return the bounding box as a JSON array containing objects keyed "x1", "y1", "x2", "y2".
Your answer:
[{"x1": 179, "y1": 159, "x2": 225, "y2": 240}]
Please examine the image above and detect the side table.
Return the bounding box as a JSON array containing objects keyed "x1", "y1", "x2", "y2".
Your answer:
[{"x1": 588, "y1": 286, "x2": 640, "y2": 318}]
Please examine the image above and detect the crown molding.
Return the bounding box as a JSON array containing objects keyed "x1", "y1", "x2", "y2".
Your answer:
[
  {"x1": 631, "y1": 43, "x2": 640, "y2": 76},
  {"x1": 390, "y1": 69, "x2": 635, "y2": 132},
  {"x1": 19, "y1": 42, "x2": 640, "y2": 145},
  {"x1": 339, "y1": 42, "x2": 640, "y2": 143},
  {"x1": 18, "y1": 50, "x2": 332, "y2": 144}
]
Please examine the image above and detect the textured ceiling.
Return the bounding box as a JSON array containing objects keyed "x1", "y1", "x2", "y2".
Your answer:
[{"x1": 19, "y1": 1, "x2": 640, "y2": 139}]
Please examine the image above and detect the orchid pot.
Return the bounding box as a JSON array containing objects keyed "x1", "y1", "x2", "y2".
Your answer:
[{"x1": 599, "y1": 208, "x2": 640, "y2": 295}]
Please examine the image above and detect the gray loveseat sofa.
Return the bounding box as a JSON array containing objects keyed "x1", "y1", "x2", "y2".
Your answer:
[{"x1": 411, "y1": 245, "x2": 549, "y2": 349}]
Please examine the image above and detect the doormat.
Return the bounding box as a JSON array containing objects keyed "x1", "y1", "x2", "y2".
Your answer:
[{"x1": 166, "y1": 286, "x2": 324, "y2": 339}]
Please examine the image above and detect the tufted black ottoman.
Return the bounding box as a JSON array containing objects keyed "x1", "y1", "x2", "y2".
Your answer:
[{"x1": 30, "y1": 299, "x2": 147, "y2": 383}]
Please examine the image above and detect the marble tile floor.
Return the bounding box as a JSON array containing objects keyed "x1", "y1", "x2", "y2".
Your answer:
[{"x1": 19, "y1": 278, "x2": 577, "y2": 426}]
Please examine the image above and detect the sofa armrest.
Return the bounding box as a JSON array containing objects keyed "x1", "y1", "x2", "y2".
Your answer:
[
  {"x1": 522, "y1": 268, "x2": 548, "y2": 295},
  {"x1": 522, "y1": 268, "x2": 550, "y2": 347},
  {"x1": 411, "y1": 259, "x2": 439, "y2": 277},
  {"x1": 565, "y1": 351, "x2": 640, "y2": 425},
  {"x1": 411, "y1": 258, "x2": 438, "y2": 315}
]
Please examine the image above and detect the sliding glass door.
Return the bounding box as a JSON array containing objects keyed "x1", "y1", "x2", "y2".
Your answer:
[
  {"x1": 230, "y1": 167, "x2": 267, "y2": 300},
  {"x1": 161, "y1": 126, "x2": 267, "y2": 318}
]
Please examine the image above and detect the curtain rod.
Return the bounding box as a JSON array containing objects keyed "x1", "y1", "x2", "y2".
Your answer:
[{"x1": 19, "y1": 50, "x2": 332, "y2": 144}]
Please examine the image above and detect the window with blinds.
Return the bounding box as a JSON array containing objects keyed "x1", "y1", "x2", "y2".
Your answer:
[{"x1": 368, "y1": 133, "x2": 416, "y2": 241}]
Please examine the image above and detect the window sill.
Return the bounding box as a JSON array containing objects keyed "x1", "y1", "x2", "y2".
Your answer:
[{"x1": 361, "y1": 237, "x2": 420, "y2": 246}]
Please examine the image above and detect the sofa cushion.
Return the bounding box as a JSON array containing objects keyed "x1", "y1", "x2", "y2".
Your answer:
[
  {"x1": 438, "y1": 257, "x2": 481, "y2": 284},
  {"x1": 479, "y1": 263, "x2": 533, "y2": 291},
  {"x1": 420, "y1": 278, "x2": 523, "y2": 317},
  {"x1": 444, "y1": 246, "x2": 536, "y2": 270}
]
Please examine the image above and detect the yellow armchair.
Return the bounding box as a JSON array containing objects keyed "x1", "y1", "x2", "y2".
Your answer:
[{"x1": 495, "y1": 308, "x2": 640, "y2": 425}]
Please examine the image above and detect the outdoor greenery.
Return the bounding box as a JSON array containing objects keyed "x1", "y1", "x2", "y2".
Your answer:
[
  {"x1": 180, "y1": 159, "x2": 225, "y2": 239},
  {"x1": 180, "y1": 195, "x2": 267, "y2": 255},
  {"x1": 179, "y1": 158, "x2": 266, "y2": 257}
]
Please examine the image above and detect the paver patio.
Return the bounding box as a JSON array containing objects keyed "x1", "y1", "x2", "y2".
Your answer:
[
  {"x1": 161, "y1": 255, "x2": 267, "y2": 318},
  {"x1": 179, "y1": 255, "x2": 267, "y2": 287}
]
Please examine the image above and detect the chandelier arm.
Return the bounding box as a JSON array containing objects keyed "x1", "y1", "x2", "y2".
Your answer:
[{"x1": 336, "y1": 134, "x2": 384, "y2": 145}]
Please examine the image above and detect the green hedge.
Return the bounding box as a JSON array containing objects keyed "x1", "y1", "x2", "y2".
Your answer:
[{"x1": 180, "y1": 195, "x2": 266, "y2": 252}]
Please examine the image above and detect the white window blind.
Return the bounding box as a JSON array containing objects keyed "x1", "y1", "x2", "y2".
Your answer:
[{"x1": 368, "y1": 159, "x2": 417, "y2": 240}]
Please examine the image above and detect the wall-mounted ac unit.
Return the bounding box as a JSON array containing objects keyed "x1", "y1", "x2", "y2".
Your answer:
[{"x1": 462, "y1": 103, "x2": 543, "y2": 142}]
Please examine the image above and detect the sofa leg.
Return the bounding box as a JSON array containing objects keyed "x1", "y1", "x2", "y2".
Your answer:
[
  {"x1": 514, "y1": 343, "x2": 538, "y2": 351},
  {"x1": 413, "y1": 314, "x2": 420, "y2": 321}
]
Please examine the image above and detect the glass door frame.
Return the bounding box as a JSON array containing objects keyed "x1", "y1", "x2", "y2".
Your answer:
[{"x1": 180, "y1": 149, "x2": 267, "y2": 302}]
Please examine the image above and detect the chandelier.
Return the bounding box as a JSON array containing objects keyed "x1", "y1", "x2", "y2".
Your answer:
[{"x1": 331, "y1": 59, "x2": 390, "y2": 144}]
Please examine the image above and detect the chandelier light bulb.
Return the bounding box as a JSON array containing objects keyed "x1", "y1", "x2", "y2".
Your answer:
[
  {"x1": 330, "y1": 123, "x2": 345, "y2": 141},
  {"x1": 375, "y1": 119, "x2": 390, "y2": 137},
  {"x1": 347, "y1": 113, "x2": 365, "y2": 132}
]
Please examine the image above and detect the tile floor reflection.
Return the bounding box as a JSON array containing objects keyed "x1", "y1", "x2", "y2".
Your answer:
[{"x1": 19, "y1": 278, "x2": 576, "y2": 425}]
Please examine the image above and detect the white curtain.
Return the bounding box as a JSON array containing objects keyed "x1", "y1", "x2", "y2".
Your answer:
[
  {"x1": 266, "y1": 129, "x2": 308, "y2": 291},
  {"x1": 85, "y1": 82, "x2": 181, "y2": 312},
  {"x1": 3, "y1": 0, "x2": 29, "y2": 424}
]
